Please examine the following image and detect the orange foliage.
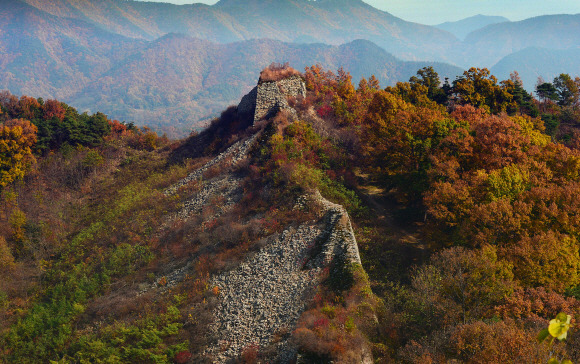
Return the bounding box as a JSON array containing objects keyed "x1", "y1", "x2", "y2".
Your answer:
[
  {"x1": 450, "y1": 104, "x2": 487, "y2": 123},
  {"x1": 17, "y1": 96, "x2": 41, "y2": 120},
  {"x1": 259, "y1": 62, "x2": 301, "y2": 82},
  {"x1": 450, "y1": 320, "x2": 560, "y2": 363},
  {"x1": 496, "y1": 287, "x2": 580, "y2": 320},
  {"x1": 109, "y1": 120, "x2": 128, "y2": 135},
  {"x1": 42, "y1": 99, "x2": 66, "y2": 121}
]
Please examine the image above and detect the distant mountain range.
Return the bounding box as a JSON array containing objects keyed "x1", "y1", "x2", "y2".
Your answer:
[
  {"x1": 435, "y1": 14, "x2": 510, "y2": 40},
  {"x1": 491, "y1": 47, "x2": 580, "y2": 91},
  {"x1": 15, "y1": 0, "x2": 459, "y2": 62},
  {"x1": 0, "y1": 0, "x2": 464, "y2": 135},
  {"x1": 458, "y1": 14, "x2": 580, "y2": 67},
  {"x1": 1, "y1": 0, "x2": 579, "y2": 133},
  {"x1": 66, "y1": 36, "x2": 463, "y2": 135}
]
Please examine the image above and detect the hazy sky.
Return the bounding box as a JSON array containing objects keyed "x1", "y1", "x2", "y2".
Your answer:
[{"x1": 135, "y1": 0, "x2": 580, "y2": 24}]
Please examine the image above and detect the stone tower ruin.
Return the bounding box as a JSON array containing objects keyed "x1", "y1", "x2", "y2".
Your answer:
[{"x1": 237, "y1": 64, "x2": 306, "y2": 124}]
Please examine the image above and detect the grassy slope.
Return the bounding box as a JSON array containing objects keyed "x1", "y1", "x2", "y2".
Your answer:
[{"x1": 0, "y1": 99, "x2": 384, "y2": 362}]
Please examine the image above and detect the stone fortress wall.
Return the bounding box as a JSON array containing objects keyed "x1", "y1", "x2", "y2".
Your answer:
[
  {"x1": 238, "y1": 74, "x2": 306, "y2": 124},
  {"x1": 156, "y1": 69, "x2": 371, "y2": 363}
]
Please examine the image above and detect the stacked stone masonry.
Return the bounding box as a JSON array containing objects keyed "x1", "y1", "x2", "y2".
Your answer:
[
  {"x1": 203, "y1": 189, "x2": 364, "y2": 363},
  {"x1": 160, "y1": 96, "x2": 369, "y2": 362},
  {"x1": 238, "y1": 75, "x2": 306, "y2": 124}
]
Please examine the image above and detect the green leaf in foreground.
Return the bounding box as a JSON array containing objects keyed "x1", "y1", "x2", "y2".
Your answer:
[{"x1": 548, "y1": 313, "x2": 572, "y2": 341}]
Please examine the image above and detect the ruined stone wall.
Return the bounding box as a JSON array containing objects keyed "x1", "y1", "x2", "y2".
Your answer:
[
  {"x1": 202, "y1": 186, "x2": 367, "y2": 363},
  {"x1": 238, "y1": 75, "x2": 306, "y2": 124},
  {"x1": 156, "y1": 129, "x2": 372, "y2": 363},
  {"x1": 276, "y1": 75, "x2": 307, "y2": 99},
  {"x1": 254, "y1": 81, "x2": 290, "y2": 121}
]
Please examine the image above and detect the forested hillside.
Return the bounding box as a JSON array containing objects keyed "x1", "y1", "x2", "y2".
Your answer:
[
  {"x1": 0, "y1": 64, "x2": 579, "y2": 362},
  {"x1": 2, "y1": 0, "x2": 579, "y2": 134},
  {"x1": 0, "y1": 1, "x2": 463, "y2": 136},
  {"x1": 18, "y1": 0, "x2": 458, "y2": 61}
]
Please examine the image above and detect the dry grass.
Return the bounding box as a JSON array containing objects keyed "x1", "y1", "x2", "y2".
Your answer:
[{"x1": 259, "y1": 62, "x2": 301, "y2": 83}]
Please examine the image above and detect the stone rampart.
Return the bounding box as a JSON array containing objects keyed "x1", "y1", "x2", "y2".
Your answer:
[{"x1": 237, "y1": 74, "x2": 306, "y2": 124}]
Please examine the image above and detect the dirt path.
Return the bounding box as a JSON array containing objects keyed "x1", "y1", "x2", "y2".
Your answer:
[{"x1": 354, "y1": 172, "x2": 421, "y2": 246}]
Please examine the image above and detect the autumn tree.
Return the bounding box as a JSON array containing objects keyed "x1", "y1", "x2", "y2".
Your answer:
[
  {"x1": 0, "y1": 91, "x2": 20, "y2": 119},
  {"x1": 409, "y1": 66, "x2": 448, "y2": 104},
  {"x1": 536, "y1": 81, "x2": 558, "y2": 103},
  {"x1": 502, "y1": 72, "x2": 538, "y2": 116},
  {"x1": 400, "y1": 246, "x2": 515, "y2": 339},
  {"x1": 449, "y1": 320, "x2": 560, "y2": 363},
  {"x1": 361, "y1": 90, "x2": 465, "y2": 205},
  {"x1": 424, "y1": 113, "x2": 580, "y2": 291},
  {"x1": 17, "y1": 96, "x2": 41, "y2": 121},
  {"x1": 386, "y1": 81, "x2": 435, "y2": 108},
  {"x1": 0, "y1": 119, "x2": 38, "y2": 187},
  {"x1": 554, "y1": 73, "x2": 580, "y2": 107},
  {"x1": 452, "y1": 67, "x2": 514, "y2": 114},
  {"x1": 42, "y1": 99, "x2": 66, "y2": 122}
]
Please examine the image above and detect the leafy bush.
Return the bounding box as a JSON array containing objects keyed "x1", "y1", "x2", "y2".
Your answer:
[
  {"x1": 72, "y1": 305, "x2": 186, "y2": 363},
  {"x1": 259, "y1": 62, "x2": 301, "y2": 83}
]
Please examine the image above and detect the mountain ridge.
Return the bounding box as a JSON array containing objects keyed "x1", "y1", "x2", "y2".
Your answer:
[
  {"x1": 19, "y1": 0, "x2": 459, "y2": 62},
  {"x1": 3, "y1": 0, "x2": 580, "y2": 134},
  {"x1": 435, "y1": 14, "x2": 510, "y2": 40},
  {"x1": 459, "y1": 13, "x2": 580, "y2": 66},
  {"x1": 0, "y1": 3, "x2": 464, "y2": 136}
]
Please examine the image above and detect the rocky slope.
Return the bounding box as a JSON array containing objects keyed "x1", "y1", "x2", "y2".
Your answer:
[
  {"x1": 149, "y1": 74, "x2": 375, "y2": 362},
  {"x1": 203, "y1": 191, "x2": 365, "y2": 363},
  {"x1": 159, "y1": 129, "x2": 371, "y2": 362}
]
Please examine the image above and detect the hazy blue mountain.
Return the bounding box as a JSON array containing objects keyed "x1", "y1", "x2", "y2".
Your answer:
[
  {"x1": 10, "y1": 0, "x2": 580, "y2": 135},
  {"x1": 20, "y1": 0, "x2": 459, "y2": 62},
  {"x1": 69, "y1": 37, "x2": 463, "y2": 134},
  {"x1": 435, "y1": 14, "x2": 510, "y2": 40},
  {"x1": 0, "y1": 1, "x2": 463, "y2": 135},
  {"x1": 491, "y1": 47, "x2": 580, "y2": 91},
  {"x1": 457, "y1": 14, "x2": 580, "y2": 67},
  {"x1": 13, "y1": 0, "x2": 580, "y2": 72},
  {"x1": 0, "y1": 0, "x2": 144, "y2": 99}
]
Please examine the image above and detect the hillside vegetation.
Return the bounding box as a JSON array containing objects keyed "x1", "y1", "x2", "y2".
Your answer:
[
  {"x1": 0, "y1": 0, "x2": 463, "y2": 136},
  {"x1": 0, "y1": 64, "x2": 580, "y2": 362}
]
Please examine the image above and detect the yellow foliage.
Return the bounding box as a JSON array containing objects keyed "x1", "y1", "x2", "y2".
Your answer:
[
  {"x1": 513, "y1": 233, "x2": 580, "y2": 292},
  {"x1": 511, "y1": 115, "x2": 550, "y2": 147},
  {"x1": 0, "y1": 236, "x2": 15, "y2": 272},
  {"x1": 0, "y1": 119, "x2": 37, "y2": 187},
  {"x1": 486, "y1": 164, "x2": 530, "y2": 201},
  {"x1": 9, "y1": 208, "x2": 26, "y2": 243}
]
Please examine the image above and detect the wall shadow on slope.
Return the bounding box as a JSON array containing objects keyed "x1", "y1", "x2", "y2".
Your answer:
[{"x1": 169, "y1": 106, "x2": 254, "y2": 165}]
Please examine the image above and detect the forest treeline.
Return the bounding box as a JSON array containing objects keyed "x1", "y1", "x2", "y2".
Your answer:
[
  {"x1": 0, "y1": 92, "x2": 168, "y2": 187},
  {"x1": 292, "y1": 65, "x2": 580, "y2": 362},
  {"x1": 0, "y1": 65, "x2": 579, "y2": 363}
]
